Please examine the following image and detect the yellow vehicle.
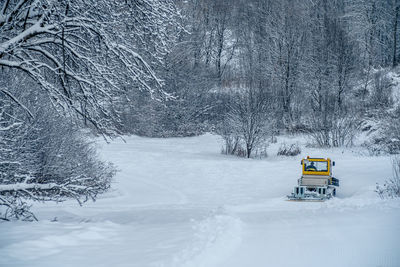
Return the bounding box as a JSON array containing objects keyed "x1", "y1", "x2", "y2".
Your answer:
[{"x1": 288, "y1": 156, "x2": 339, "y2": 201}]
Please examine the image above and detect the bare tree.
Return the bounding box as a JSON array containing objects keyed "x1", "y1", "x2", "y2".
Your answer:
[
  {"x1": 228, "y1": 87, "x2": 272, "y2": 158},
  {"x1": 266, "y1": 0, "x2": 307, "y2": 129},
  {"x1": 392, "y1": 0, "x2": 400, "y2": 67}
]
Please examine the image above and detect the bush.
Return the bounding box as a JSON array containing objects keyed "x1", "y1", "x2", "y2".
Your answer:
[
  {"x1": 364, "y1": 107, "x2": 400, "y2": 155},
  {"x1": 277, "y1": 143, "x2": 301, "y2": 156},
  {"x1": 0, "y1": 90, "x2": 115, "y2": 221},
  {"x1": 375, "y1": 158, "x2": 400, "y2": 198},
  {"x1": 309, "y1": 115, "x2": 360, "y2": 147}
]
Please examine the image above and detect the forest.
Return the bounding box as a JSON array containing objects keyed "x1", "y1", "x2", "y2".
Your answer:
[{"x1": 1, "y1": 0, "x2": 400, "y2": 221}]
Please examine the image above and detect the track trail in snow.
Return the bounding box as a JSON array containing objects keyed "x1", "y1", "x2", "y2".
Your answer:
[
  {"x1": 0, "y1": 134, "x2": 399, "y2": 267},
  {"x1": 98, "y1": 134, "x2": 400, "y2": 267}
]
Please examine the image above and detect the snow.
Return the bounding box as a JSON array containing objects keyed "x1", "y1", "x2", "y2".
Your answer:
[{"x1": 0, "y1": 134, "x2": 399, "y2": 267}]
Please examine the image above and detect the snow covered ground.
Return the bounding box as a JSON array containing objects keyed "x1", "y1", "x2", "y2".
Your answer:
[{"x1": 1, "y1": 134, "x2": 399, "y2": 267}]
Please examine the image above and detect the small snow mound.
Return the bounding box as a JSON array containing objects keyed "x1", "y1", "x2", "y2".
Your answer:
[{"x1": 169, "y1": 212, "x2": 243, "y2": 267}]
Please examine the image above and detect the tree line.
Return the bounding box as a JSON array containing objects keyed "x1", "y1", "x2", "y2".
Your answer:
[{"x1": 130, "y1": 0, "x2": 399, "y2": 157}]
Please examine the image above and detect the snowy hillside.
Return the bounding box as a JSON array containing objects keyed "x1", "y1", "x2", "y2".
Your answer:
[{"x1": 0, "y1": 134, "x2": 399, "y2": 267}]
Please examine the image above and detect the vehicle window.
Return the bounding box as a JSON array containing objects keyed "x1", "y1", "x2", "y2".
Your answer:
[{"x1": 304, "y1": 160, "x2": 328, "y2": 172}]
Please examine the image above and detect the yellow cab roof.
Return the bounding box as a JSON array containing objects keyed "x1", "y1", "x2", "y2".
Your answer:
[{"x1": 304, "y1": 156, "x2": 330, "y2": 162}]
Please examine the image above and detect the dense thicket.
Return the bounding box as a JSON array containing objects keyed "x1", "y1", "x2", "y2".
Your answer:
[
  {"x1": 0, "y1": 71, "x2": 115, "y2": 221},
  {"x1": 123, "y1": 0, "x2": 399, "y2": 156}
]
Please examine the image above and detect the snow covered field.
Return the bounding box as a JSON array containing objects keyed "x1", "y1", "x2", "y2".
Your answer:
[{"x1": 1, "y1": 134, "x2": 399, "y2": 267}]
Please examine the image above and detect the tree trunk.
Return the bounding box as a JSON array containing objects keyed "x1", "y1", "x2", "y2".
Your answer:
[{"x1": 247, "y1": 146, "x2": 252, "y2": 158}]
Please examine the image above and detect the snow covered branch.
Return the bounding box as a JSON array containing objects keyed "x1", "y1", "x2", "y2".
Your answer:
[
  {"x1": 0, "y1": 0, "x2": 181, "y2": 134},
  {"x1": 0, "y1": 175, "x2": 110, "y2": 204}
]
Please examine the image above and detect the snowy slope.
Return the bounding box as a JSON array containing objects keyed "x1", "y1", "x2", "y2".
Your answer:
[{"x1": 0, "y1": 134, "x2": 399, "y2": 267}]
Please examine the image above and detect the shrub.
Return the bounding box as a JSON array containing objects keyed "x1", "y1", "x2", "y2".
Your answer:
[
  {"x1": 309, "y1": 115, "x2": 360, "y2": 147},
  {"x1": 277, "y1": 143, "x2": 301, "y2": 156},
  {"x1": 375, "y1": 158, "x2": 400, "y2": 198},
  {"x1": 0, "y1": 92, "x2": 115, "y2": 221}
]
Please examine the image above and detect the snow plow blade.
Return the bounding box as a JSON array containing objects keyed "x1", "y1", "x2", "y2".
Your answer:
[
  {"x1": 287, "y1": 185, "x2": 335, "y2": 201},
  {"x1": 287, "y1": 195, "x2": 327, "y2": 202}
]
